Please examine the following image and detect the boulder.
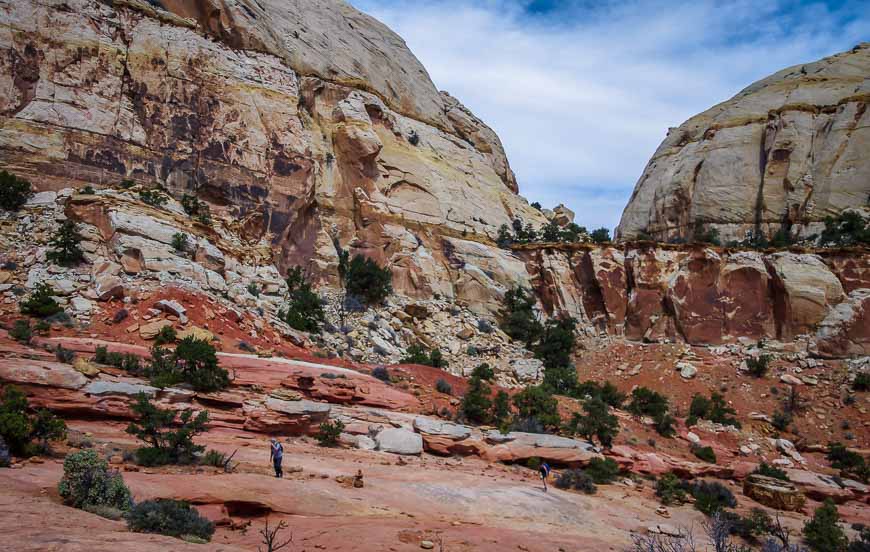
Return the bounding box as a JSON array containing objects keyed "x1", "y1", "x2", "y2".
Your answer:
[
  {"x1": 72, "y1": 358, "x2": 100, "y2": 378},
  {"x1": 93, "y1": 274, "x2": 124, "y2": 301},
  {"x1": 375, "y1": 428, "x2": 423, "y2": 455},
  {"x1": 154, "y1": 299, "x2": 188, "y2": 323},
  {"x1": 742, "y1": 474, "x2": 806, "y2": 511},
  {"x1": 0, "y1": 359, "x2": 88, "y2": 389},
  {"x1": 178, "y1": 326, "x2": 215, "y2": 342},
  {"x1": 551, "y1": 204, "x2": 575, "y2": 226},
  {"x1": 83, "y1": 380, "x2": 159, "y2": 397},
  {"x1": 511, "y1": 358, "x2": 544, "y2": 383},
  {"x1": 813, "y1": 288, "x2": 870, "y2": 358},
  {"x1": 412, "y1": 417, "x2": 472, "y2": 440},
  {"x1": 421, "y1": 435, "x2": 488, "y2": 457},
  {"x1": 676, "y1": 362, "x2": 697, "y2": 379},
  {"x1": 482, "y1": 432, "x2": 599, "y2": 466},
  {"x1": 70, "y1": 296, "x2": 93, "y2": 314},
  {"x1": 139, "y1": 319, "x2": 173, "y2": 340}
]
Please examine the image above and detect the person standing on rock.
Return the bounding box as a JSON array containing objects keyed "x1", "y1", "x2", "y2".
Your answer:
[
  {"x1": 269, "y1": 438, "x2": 284, "y2": 478},
  {"x1": 539, "y1": 461, "x2": 551, "y2": 492}
]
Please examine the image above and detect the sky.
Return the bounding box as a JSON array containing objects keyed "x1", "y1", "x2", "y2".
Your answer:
[{"x1": 349, "y1": 0, "x2": 870, "y2": 232}]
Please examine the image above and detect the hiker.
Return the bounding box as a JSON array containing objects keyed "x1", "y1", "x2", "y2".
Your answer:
[
  {"x1": 269, "y1": 438, "x2": 283, "y2": 478},
  {"x1": 539, "y1": 461, "x2": 551, "y2": 492}
]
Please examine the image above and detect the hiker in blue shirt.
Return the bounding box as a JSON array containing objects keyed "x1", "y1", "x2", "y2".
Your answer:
[
  {"x1": 539, "y1": 461, "x2": 551, "y2": 492},
  {"x1": 269, "y1": 438, "x2": 284, "y2": 478}
]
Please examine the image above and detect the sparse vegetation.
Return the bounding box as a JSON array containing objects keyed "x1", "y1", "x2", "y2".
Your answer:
[
  {"x1": 400, "y1": 344, "x2": 447, "y2": 368},
  {"x1": 126, "y1": 392, "x2": 208, "y2": 466},
  {"x1": 567, "y1": 397, "x2": 619, "y2": 448},
  {"x1": 688, "y1": 392, "x2": 741, "y2": 428},
  {"x1": 435, "y1": 378, "x2": 452, "y2": 395},
  {"x1": 138, "y1": 188, "x2": 168, "y2": 207},
  {"x1": 491, "y1": 390, "x2": 512, "y2": 430},
  {"x1": 853, "y1": 373, "x2": 870, "y2": 392},
  {"x1": 146, "y1": 336, "x2": 229, "y2": 392},
  {"x1": 772, "y1": 409, "x2": 793, "y2": 432},
  {"x1": 627, "y1": 387, "x2": 676, "y2": 437},
  {"x1": 127, "y1": 499, "x2": 215, "y2": 542},
  {"x1": 746, "y1": 354, "x2": 772, "y2": 378},
  {"x1": 153, "y1": 324, "x2": 177, "y2": 346},
  {"x1": 54, "y1": 344, "x2": 76, "y2": 363},
  {"x1": 827, "y1": 442, "x2": 869, "y2": 483},
  {"x1": 0, "y1": 170, "x2": 33, "y2": 211},
  {"x1": 574, "y1": 380, "x2": 625, "y2": 408},
  {"x1": 460, "y1": 372, "x2": 492, "y2": 424},
  {"x1": 181, "y1": 193, "x2": 211, "y2": 224},
  {"x1": 554, "y1": 469, "x2": 596, "y2": 494},
  {"x1": 280, "y1": 266, "x2": 325, "y2": 333},
  {"x1": 498, "y1": 286, "x2": 543, "y2": 348},
  {"x1": 171, "y1": 232, "x2": 188, "y2": 252},
  {"x1": 655, "y1": 473, "x2": 687, "y2": 505},
  {"x1": 512, "y1": 385, "x2": 560, "y2": 431},
  {"x1": 590, "y1": 227, "x2": 611, "y2": 243},
  {"x1": 20, "y1": 282, "x2": 63, "y2": 317},
  {"x1": 819, "y1": 211, "x2": 870, "y2": 247},
  {"x1": 258, "y1": 518, "x2": 294, "y2": 552},
  {"x1": 536, "y1": 316, "x2": 578, "y2": 395},
  {"x1": 247, "y1": 282, "x2": 261, "y2": 297},
  {"x1": 754, "y1": 462, "x2": 790, "y2": 481},
  {"x1": 371, "y1": 366, "x2": 391, "y2": 383},
  {"x1": 471, "y1": 363, "x2": 495, "y2": 381},
  {"x1": 58, "y1": 449, "x2": 132, "y2": 511},
  {"x1": 316, "y1": 419, "x2": 345, "y2": 447},
  {"x1": 339, "y1": 252, "x2": 393, "y2": 305},
  {"x1": 803, "y1": 499, "x2": 848, "y2": 552},
  {"x1": 583, "y1": 457, "x2": 621, "y2": 484},
  {"x1": 0, "y1": 386, "x2": 66, "y2": 456},
  {"x1": 687, "y1": 480, "x2": 736, "y2": 515},
  {"x1": 496, "y1": 218, "x2": 588, "y2": 248},
  {"x1": 10, "y1": 319, "x2": 32, "y2": 343},
  {"x1": 692, "y1": 445, "x2": 718, "y2": 464}
]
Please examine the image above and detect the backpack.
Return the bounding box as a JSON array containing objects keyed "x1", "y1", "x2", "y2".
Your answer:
[
  {"x1": 272, "y1": 442, "x2": 283, "y2": 459},
  {"x1": 540, "y1": 462, "x2": 550, "y2": 477}
]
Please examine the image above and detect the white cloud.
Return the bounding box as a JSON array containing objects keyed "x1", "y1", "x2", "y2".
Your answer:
[{"x1": 351, "y1": 0, "x2": 870, "y2": 231}]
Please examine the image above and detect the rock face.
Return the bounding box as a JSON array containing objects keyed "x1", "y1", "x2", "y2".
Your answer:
[
  {"x1": 0, "y1": 0, "x2": 541, "y2": 310},
  {"x1": 617, "y1": 43, "x2": 870, "y2": 243},
  {"x1": 742, "y1": 474, "x2": 806, "y2": 511}
]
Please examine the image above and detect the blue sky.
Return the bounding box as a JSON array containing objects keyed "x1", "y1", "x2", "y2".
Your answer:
[{"x1": 350, "y1": 0, "x2": 870, "y2": 232}]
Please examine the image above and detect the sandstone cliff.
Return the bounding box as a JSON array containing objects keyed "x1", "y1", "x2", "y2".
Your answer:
[
  {"x1": 617, "y1": 43, "x2": 870, "y2": 243},
  {"x1": 0, "y1": 0, "x2": 540, "y2": 308}
]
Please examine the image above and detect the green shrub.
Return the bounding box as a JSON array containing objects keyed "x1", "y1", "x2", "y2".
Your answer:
[
  {"x1": 281, "y1": 267, "x2": 325, "y2": 333},
  {"x1": 688, "y1": 392, "x2": 741, "y2": 428},
  {"x1": 435, "y1": 378, "x2": 452, "y2": 395},
  {"x1": 0, "y1": 170, "x2": 33, "y2": 211},
  {"x1": 201, "y1": 449, "x2": 227, "y2": 468},
  {"x1": 555, "y1": 469, "x2": 596, "y2": 494},
  {"x1": 590, "y1": 227, "x2": 611, "y2": 243},
  {"x1": 526, "y1": 456, "x2": 542, "y2": 471},
  {"x1": 692, "y1": 445, "x2": 717, "y2": 464},
  {"x1": 54, "y1": 344, "x2": 76, "y2": 363},
  {"x1": 727, "y1": 508, "x2": 773, "y2": 541},
  {"x1": 655, "y1": 473, "x2": 686, "y2": 505},
  {"x1": 853, "y1": 373, "x2": 870, "y2": 392},
  {"x1": 471, "y1": 363, "x2": 495, "y2": 381},
  {"x1": 316, "y1": 419, "x2": 345, "y2": 447},
  {"x1": 772, "y1": 409, "x2": 792, "y2": 432},
  {"x1": 119, "y1": 179, "x2": 135, "y2": 189},
  {"x1": 498, "y1": 286, "x2": 543, "y2": 348},
  {"x1": 81, "y1": 185, "x2": 96, "y2": 195},
  {"x1": 754, "y1": 462, "x2": 790, "y2": 481},
  {"x1": 138, "y1": 189, "x2": 167, "y2": 207},
  {"x1": 0, "y1": 386, "x2": 66, "y2": 455},
  {"x1": 82, "y1": 503, "x2": 126, "y2": 520},
  {"x1": 148, "y1": 336, "x2": 228, "y2": 392},
  {"x1": 687, "y1": 480, "x2": 735, "y2": 515},
  {"x1": 371, "y1": 366, "x2": 391, "y2": 382},
  {"x1": 460, "y1": 374, "x2": 492, "y2": 424},
  {"x1": 512, "y1": 385, "x2": 561, "y2": 431},
  {"x1": 653, "y1": 412, "x2": 676, "y2": 437},
  {"x1": 400, "y1": 344, "x2": 447, "y2": 368},
  {"x1": 58, "y1": 450, "x2": 132, "y2": 511},
  {"x1": 171, "y1": 233, "x2": 188, "y2": 252},
  {"x1": 627, "y1": 387, "x2": 670, "y2": 418},
  {"x1": 10, "y1": 319, "x2": 32, "y2": 343},
  {"x1": 803, "y1": 499, "x2": 848, "y2": 552},
  {"x1": 820, "y1": 212, "x2": 870, "y2": 247},
  {"x1": 567, "y1": 397, "x2": 619, "y2": 448},
  {"x1": 490, "y1": 390, "x2": 511, "y2": 430},
  {"x1": 127, "y1": 499, "x2": 214, "y2": 541},
  {"x1": 536, "y1": 316, "x2": 578, "y2": 394},
  {"x1": 126, "y1": 392, "x2": 208, "y2": 465},
  {"x1": 827, "y1": 442, "x2": 869, "y2": 483},
  {"x1": 584, "y1": 457, "x2": 621, "y2": 484},
  {"x1": 20, "y1": 282, "x2": 63, "y2": 317},
  {"x1": 746, "y1": 354, "x2": 772, "y2": 378},
  {"x1": 574, "y1": 380, "x2": 626, "y2": 408},
  {"x1": 153, "y1": 325, "x2": 177, "y2": 346},
  {"x1": 180, "y1": 194, "x2": 211, "y2": 224},
  {"x1": 46, "y1": 220, "x2": 85, "y2": 266},
  {"x1": 340, "y1": 253, "x2": 392, "y2": 305}
]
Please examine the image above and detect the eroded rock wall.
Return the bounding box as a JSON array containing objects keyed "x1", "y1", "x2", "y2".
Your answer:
[
  {"x1": 0, "y1": 0, "x2": 540, "y2": 308},
  {"x1": 617, "y1": 43, "x2": 870, "y2": 243},
  {"x1": 518, "y1": 244, "x2": 870, "y2": 356}
]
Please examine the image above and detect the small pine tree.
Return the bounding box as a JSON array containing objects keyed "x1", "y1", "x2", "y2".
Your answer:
[
  {"x1": 126, "y1": 392, "x2": 208, "y2": 465},
  {"x1": 568, "y1": 397, "x2": 619, "y2": 448},
  {"x1": 460, "y1": 375, "x2": 492, "y2": 425},
  {"x1": 496, "y1": 224, "x2": 514, "y2": 248},
  {"x1": 590, "y1": 227, "x2": 611, "y2": 243},
  {"x1": 498, "y1": 286, "x2": 543, "y2": 348},
  {"x1": 20, "y1": 282, "x2": 63, "y2": 317},
  {"x1": 542, "y1": 221, "x2": 562, "y2": 242},
  {"x1": 536, "y1": 316, "x2": 578, "y2": 394},
  {"x1": 172, "y1": 336, "x2": 229, "y2": 392},
  {"x1": 316, "y1": 420, "x2": 345, "y2": 447},
  {"x1": 46, "y1": 220, "x2": 85, "y2": 266},
  {"x1": 491, "y1": 390, "x2": 511, "y2": 429},
  {"x1": 282, "y1": 266, "x2": 325, "y2": 333},
  {"x1": 343, "y1": 254, "x2": 392, "y2": 305},
  {"x1": 0, "y1": 170, "x2": 33, "y2": 211},
  {"x1": 171, "y1": 232, "x2": 188, "y2": 252},
  {"x1": 803, "y1": 499, "x2": 848, "y2": 552},
  {"x1": 512, "y1": 385, "x2": 560, "y2": 430}
]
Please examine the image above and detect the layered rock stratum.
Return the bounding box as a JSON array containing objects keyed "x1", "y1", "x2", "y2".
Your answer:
[
  {"x1": 617, "y1": 43, "x2": 870, "y2": 243},
  {"x1": 0, "y1": 0, "x2": 542, "y2": 308}
]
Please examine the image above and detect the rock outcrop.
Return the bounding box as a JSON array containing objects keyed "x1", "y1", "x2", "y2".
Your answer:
[
  {"x1": 617, "y1": 43, "x2": 870, "y2": 243},
  {"x1": 0, "y1": 0, "x2": 542, "y2": 309}
]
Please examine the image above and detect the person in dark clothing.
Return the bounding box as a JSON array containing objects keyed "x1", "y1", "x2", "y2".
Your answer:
[
  {"x1": 269, "y1": 438, "x2": 283, "y2": 478},
  {"x1": 539, "y1": 461, "x2": 551, "y2": 492}
]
